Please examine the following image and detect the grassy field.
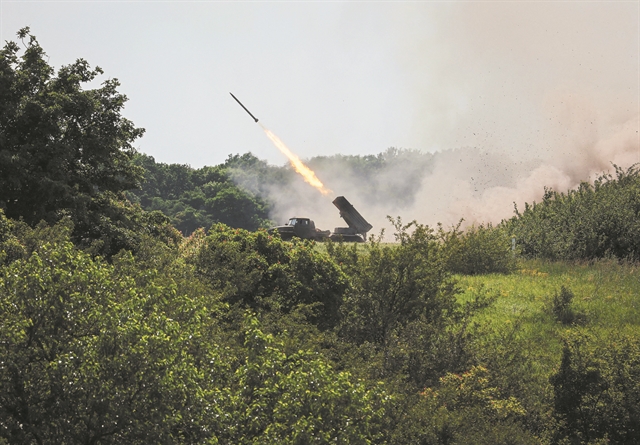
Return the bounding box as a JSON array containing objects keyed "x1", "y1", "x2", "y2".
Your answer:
[
  {"x1": 455, "y1": 258, "x2": 640, "y2": 424},
  {"x1": 459, "y1": 258, "x2": 640, "y2": 338}
]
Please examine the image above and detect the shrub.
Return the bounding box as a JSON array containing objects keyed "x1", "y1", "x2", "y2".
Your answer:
[
  {"x1": 506, "y1": 164, "x2": 640, "y2": 261},
  {"x1": 444, "y1": 223, "x2": 516, "y2": 275},
  {"x1": 550, "y1": 332, "x2": 640, "y2": 444},
  {"x1": 392, "y1": 366, "x2": 537, "y2": 445},
  {"x1": 549, "y1": 285, "x2": 586, "y2": 326},
  {"x1": 194, "y1": 224, "x2": 348, "y2": 329}
]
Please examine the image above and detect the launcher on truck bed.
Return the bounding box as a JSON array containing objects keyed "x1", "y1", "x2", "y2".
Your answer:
[
  {"x1": 330, "y1": 196, "x2": 373, "y2": 242},
  {"x1": 268, "y1": 196, "x2": 372, "y2": 242}
]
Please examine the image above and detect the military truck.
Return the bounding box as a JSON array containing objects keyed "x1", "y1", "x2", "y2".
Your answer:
[
  {"x1": 269, "y1": 217, "x2": 331, "y2": 241},
  {"x1": 269, "y1": 196, "x2": 372, "y2": 243}
]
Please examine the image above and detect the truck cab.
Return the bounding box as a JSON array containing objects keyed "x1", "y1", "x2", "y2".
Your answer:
[{"x1": 270, "y1": 217, "x2": 330, "y2": 241}]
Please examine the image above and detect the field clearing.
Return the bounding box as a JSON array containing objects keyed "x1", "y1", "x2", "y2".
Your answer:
[
  {"x1": 456, "y1": 258, "x2": 640, "y2": 398},
  {"x1": 312, "y1": 239, "x2": 397, "y2": 254}
]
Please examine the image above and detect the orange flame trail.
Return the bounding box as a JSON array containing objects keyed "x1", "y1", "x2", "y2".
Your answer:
[{"x1": 261, "y1": 125, "x2": 332, "y2": 195}]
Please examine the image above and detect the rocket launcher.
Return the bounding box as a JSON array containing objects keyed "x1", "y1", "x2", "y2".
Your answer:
[{"x1": 332, "y1": 196, "x2": 373, "y2": 241}]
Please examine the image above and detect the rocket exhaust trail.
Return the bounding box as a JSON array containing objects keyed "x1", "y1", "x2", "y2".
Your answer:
[
  {"x1": 229, "y1": 92, "x2": 330, "y2": 195},
  {"x1": 229, "y1": 92, "x2": 259, "y2": 123},
  {"x1": 260, "y1": 124, "x2": 332, "y2": 196}
]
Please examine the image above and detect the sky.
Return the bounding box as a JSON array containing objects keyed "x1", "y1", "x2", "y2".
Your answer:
[
  {"x1": 2, "y1": 1, "x2": 640, "y2": 231},
  {"x1": 3, "y1": 1, "x2": 638, "y2": 168}
]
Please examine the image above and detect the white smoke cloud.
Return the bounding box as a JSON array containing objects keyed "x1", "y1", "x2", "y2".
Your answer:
[{"x1": 234, "y1": 2, "x2": 639, "y2": 238}]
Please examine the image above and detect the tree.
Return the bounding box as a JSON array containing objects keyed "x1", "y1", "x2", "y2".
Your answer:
[
  {"x1": 128, "y1": 153, "x2": 272, "y2": 235},
  {"x1": 0, "y1": 219, "x2": 389, "y2": 444},
  {"x1": 215, "y1": 313, "x2": 390, "y2": 444},
  {"x1": 0, "y1": 227, "x2": 218, "y2": 443},
  {"x1": 550, "y1": 332, "x2": 640, "y2": 444},
  {"x1": 0, "y1": 28, "x2": 151, "y2": 256},
  {"x1": 194, "y1": 224, "x2": 348, "y2": 330}
]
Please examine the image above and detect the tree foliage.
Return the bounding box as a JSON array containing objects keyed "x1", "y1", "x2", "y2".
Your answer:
[
  {"x1": 333, "y1": 218, "x2": 454, "y2": 348},
  {"x1": 128, "y1": 153, "x2": 273, "y2": 235},
  {"x1": 328, "y1": 218, "x2": 490, "y2": 393},
  {"x1": 550, "y1": 332, "x2": 640, "y2": 444},
  {"x1": 0, "y1": 216, "x2": 388, "y2": 444},
  {"x1": 0, "y1": 28, "x2": 179, "y2": 258},
  {"x1": 0, "y1": 230, "x2": 212, "y2": 442},
  {"x1": 506, "y1": 165, "x2": 640, "y2": 261},
  {"x1": 215, "y1": 313, "x2": 390, "y2": 445}
]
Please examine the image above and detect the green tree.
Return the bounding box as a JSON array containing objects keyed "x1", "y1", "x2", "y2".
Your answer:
[
  {"x1": 215, "y1": 313, "x2": 390, "y2": 445},
  {"x1": 0, "y1": 28, "x2": 174, "y2": 257},
  {"x1": 129, "y1": 153, "x2": 272, "y2": 234},
  {"x1": 333, "y1": 219, "x2": 455, "y2": 349},
  {"x1": 443, "y1": 223, "x2": 516, "y2": 275},
  {"x1": 0, "y1": 229, "x2": 219, "y2": 443},
  {"x1": 550, "y1": 332, "x2": 640, "y2": 444},
  {"x1": 0, "y1": 28, "x2": 143, "y2": 225},
  {"x1": 0, "y1": 218, "x2": 391, "y2": 443}
]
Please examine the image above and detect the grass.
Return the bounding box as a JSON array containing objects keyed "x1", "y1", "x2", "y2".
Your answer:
[
  {"x1": 454, "y1": 258, "x2": 640, "y2": 425},
  {"x1": 312, "y1": 240, "x2": 396, "y2": 255},
  {"x1": 458, "y1": 258, "x2": 640, "y2": 337}
]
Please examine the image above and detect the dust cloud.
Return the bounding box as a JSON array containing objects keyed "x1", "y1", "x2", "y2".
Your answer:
[{"x1": 234, "y1": 3, "x2": 639, "y2": 237}]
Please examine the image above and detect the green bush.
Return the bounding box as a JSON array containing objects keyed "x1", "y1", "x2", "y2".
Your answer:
[
  {"x1": 506, "y1": 165, "x2": 640, "y2": 261},
  {"x1": 550, "y1": 285, "x2": 585, "y2": 325},
  {"x1": 194, "y1": 224, "x2": 348, "y2": 329},
  {"x1": 327, "y1": 218, "x2": 492, "y2": 392},
  {"x1": 0, "y1": 219, "x2": 389, "y2": 444},
  {"x1": 392, "y1": 366, "x2": 537, "y2": 444},
  {"x1": 215, "y1": 313, "x2": 391, "y2": 444},
  {"x1": 444, "y1": 223, "x2": 516, "y2": 275},
  {"x1": 550, "y1": 332, "x2": 640, "y2": 444},
  {"x1": 0, "y1": 234, "x2": 215, "y2": 442}
]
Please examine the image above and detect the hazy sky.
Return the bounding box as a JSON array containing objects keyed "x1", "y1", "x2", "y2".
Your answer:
[{"x1": 2, "y1": 1, "x2": 639, "y2": 171}]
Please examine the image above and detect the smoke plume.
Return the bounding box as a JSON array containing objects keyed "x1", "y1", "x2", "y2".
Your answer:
[{"x1": 233, "y1": 3, "x2": 639, "y2": 237}]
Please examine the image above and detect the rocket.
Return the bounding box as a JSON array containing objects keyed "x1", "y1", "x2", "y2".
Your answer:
[{"x1": 229, "y1": 92, "x2": 259, "y2": 123}]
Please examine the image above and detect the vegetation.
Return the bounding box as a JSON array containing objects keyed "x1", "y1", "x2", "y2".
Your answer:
[
  {"x1": 127, "y1": 153, "x2": 274, "y2": 235},
  {"x1": 0, "y1": 28, "x2": 180, "y2": 259},
  {"x1": 443, "y1": 222, "x2": 516, "y2": 275},
  {"x1": 506, "y1": 164, "x2": 640, "y2": 261},
  {"x1": 1, "y1": 28, "x2": 640, "y2": 444}
]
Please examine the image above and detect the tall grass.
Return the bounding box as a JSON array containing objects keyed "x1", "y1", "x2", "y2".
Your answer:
[
  {"x1": 459, "y1": 258, "x2": 640, "y2": 361},
  {"x1": 456, "y1": 258, "x2": 640, "y2": 437}
]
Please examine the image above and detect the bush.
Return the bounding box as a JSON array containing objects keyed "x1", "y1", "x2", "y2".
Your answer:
[
  {"x1": 444, "y1": 223, "x2": 516, "y2": 275},
  {"x1": 551, "y1": 285, "x2": 583, "y2": 325},
  {"x1": 392, "y1": 366, "x2": 537, "y2": 445},
  {"x1": 506, "y1": 165, "x2": 640, "y2": 261},
  {"x1": 550, "y1": 332, "x2": 640, "y2": 444},
  {"x1": 0, "y1": 219, "x2": 389, "y2": 444},
  {"x1": 0, "y1": 233, "x2": 216, "y2": 442},
  {"x1": 194, "y1": 224, "x2": 348, "y2": 329}
]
